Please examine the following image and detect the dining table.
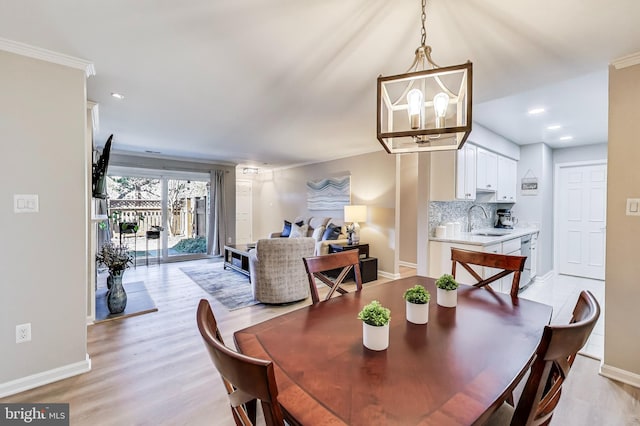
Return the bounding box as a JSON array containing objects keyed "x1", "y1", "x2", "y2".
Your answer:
[{"x1": 233, "y1": 276, "x2": 553, "y2": 426}]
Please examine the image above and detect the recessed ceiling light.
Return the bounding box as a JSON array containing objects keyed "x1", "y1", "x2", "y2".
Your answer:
[
  {"x1": 547, "y1": 124, "x2": 562, "y2": 130},
  {"x1": 527, "y1": 107, "x2": 545, "y2": 115},
  {"x1": 111, "y1": 92, "x2": 125, "y2": 100},
  {"x1": 559, "y1": 136, "x2": 573, "y2": 141}
]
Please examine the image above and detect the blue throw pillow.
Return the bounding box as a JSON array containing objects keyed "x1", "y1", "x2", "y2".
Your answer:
[
  {"x1": 281, "y1": 220, "x2": 292, "y2": 238},
  {"x1": 281, "y1": 220, "x2": 304, "y2": 238},
  {"x1": 322, "y1": 224, "x2": 341, "y2": 241}
]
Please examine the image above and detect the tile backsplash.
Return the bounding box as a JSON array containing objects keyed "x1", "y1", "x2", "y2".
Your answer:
[{"x1": 429, "y1": 201, "x2": 499, "y2": 236}]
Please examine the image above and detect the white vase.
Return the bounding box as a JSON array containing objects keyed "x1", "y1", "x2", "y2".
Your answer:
[
  {"x1": 362, "y1": 322, "x2": 390, "y2": 351},
  {"x1": 437, "y1": 288, "x2": 457, "y2": 308},
  {"x1": 406, "y1": 300, "x2": 429, "y2": 324}
]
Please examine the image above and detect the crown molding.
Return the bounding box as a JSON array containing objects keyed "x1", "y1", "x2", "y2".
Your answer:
[
  {"x1": 612, "y1": 52, "x2": 640, "y2": 70},
  {"x1": 0, "y1": 37, "x2": 95, "y2": 77}
]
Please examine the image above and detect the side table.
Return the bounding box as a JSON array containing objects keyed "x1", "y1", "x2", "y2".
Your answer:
[{"x1": 328, "y1": 243, "x2": 378, "y2": 283}]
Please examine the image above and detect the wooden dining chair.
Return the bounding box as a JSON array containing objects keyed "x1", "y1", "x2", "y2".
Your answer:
[
  {"x1": 487, "y1": 290, "x2": 601, "y2": 426},
  {"x1": 196, "y1": 299, "x2": 285, "y2": 426},
  {"x1": 303, "y1": 250, "x2": 363, "y2": 304},
  {"x1": 451, "y1": 247, "x2": 526, "y2": 299}
]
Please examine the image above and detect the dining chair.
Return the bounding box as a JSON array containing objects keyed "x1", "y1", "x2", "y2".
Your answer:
[
  {"x1": 303, "y1": 250, "x2": 363, "y2": 304},
  {"x1": 487, "y1": 290, "x2": 601, "y2": 426},
  {"x1": 196, "y1": 299, "x2": 285, "y2": 426},
  {"x1": 451, "y1": 247, "x2": 526, "y2": 299}
]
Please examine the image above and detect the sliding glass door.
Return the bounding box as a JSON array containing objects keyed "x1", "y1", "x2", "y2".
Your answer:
[
  {"x1": 166, "y1": 178, "x2": 209, "y2": 258},
  {"x1": 105, "y1": 167, "x2": 210, "y2": 264}
]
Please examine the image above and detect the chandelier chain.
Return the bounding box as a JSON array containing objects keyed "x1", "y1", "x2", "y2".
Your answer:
[{"x1": 420, "y1": 0, "x2": 427, "y2": 46}]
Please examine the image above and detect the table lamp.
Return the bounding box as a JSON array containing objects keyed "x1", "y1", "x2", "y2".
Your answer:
[{"x1": 344, "y1": 205, "x2": 367, "y2": 244}]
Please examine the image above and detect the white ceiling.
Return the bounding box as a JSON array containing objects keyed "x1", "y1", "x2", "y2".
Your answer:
[{"x1": 1, "y1": 1, "x2": 638, "y2": 167}]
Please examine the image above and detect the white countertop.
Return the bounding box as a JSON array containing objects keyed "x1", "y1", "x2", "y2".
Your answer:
[{"x1": 429, "y1": 227, "x2": 539, "y2": 246}]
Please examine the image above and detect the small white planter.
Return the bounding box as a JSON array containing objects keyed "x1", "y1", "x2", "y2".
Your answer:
[
  {"x1": 437, "y1": 288, "x2": 457, "y2": 308},
  {"x1": 362, "y1": 322, "x2": 390, "y2": 351},
  {"x1": 406, "y1": 301, "x2": 429, "y2": 324}
]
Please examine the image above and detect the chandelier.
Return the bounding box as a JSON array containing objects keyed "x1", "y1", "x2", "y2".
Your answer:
[{"x1": 377, "y1": 0, "x2": 472, "y2": 154}]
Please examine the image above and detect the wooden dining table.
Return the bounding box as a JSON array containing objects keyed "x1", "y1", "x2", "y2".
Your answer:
[{"x1": 234, "y1": 276, "x2": 553, "y2": 426}]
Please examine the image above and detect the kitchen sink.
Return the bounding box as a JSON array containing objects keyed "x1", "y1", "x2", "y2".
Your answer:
[{"x1": 471, "y1": 229, "x2": 514, "y2": 236}]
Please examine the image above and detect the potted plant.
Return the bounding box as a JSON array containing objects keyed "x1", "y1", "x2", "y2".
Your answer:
[
  {"x1": 96, "y1": 241, "x2": 132, "y2": 314},
  {"x1": 357, "y1": 300, "x2": 391, "y2": 351},
  {"x1": 403, "y1": 284, "x2": 431, "y2": 324},
  {"x1": 435, "y1": 274, "x2": 459, "y2": 308}
]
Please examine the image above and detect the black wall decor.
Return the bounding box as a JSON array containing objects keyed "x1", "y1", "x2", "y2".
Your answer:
[{"x1": 92, "y1": 134, "x2": 113, "y2": 199}]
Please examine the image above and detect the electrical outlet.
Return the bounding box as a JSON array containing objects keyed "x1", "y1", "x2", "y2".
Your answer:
[{"x1": 16, "y1": 323, "x2": 31, "y2": 344}]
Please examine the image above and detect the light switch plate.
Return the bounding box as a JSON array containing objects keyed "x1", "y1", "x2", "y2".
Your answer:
[
  {"x1": 626, "y1": 198, "x2": 640, "y2": 216},
  {"x1": 14, "y1": 194, "x2": 39, "y2": 213}
]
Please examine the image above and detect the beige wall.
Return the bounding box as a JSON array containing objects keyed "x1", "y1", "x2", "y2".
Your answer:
[
  {"x1": 252, "y1": 151, "x2": 397, "y2": 274},
  {"x1": 604, "y1": 62, "x2": 640, "y2": 377},
  {"x1": 399, "y1": 154, "x2": 418, "y2": 265},
  {"x1": 0, "y1": 51, "x2": 88, "y2": 385}
]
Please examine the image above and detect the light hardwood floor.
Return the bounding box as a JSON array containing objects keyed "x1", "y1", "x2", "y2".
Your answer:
[{"x1": 1, "y1": 259, "x2": 639, "y2": 425}]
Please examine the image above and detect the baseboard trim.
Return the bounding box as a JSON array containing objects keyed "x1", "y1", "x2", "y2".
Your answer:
[
  {"x1": 0, "y1": 354, "x2": 91, "y2": 398},
  {"x1": 533, "y1": 271, "x2": 554, "y2": 283},
  {"x1": 398, "y1": 261, "x2": 417, "y2": 269},
  {"x1": 378, "y1": 270, "x2": 401, "y2": 280},
  {"x1": 86, "y1": 315, "x2": 95, "y2": 326},
  {"x1": 599, "y1": 361, "x2": 640, "y2": 388}
]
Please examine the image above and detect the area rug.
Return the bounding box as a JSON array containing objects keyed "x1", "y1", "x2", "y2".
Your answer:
[
  {"x1": 95, "y1": 281, "x2": 158, "y2": 323},
  {"x1": 180, "y1": 264, "x2": 259, "y2": 311}
]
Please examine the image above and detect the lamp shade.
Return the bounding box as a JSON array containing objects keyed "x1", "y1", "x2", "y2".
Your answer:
[{"x1": 344, "y1": 205, "x2": 367, "y2": 223}]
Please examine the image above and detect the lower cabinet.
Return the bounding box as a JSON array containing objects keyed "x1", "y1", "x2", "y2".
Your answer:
[{"x1": 429, "y1": 238, "x2": 523, "y2": 294}]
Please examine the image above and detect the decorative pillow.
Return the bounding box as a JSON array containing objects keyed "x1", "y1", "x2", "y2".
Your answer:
[
  {"x1": 289, "y1": 223, "x2": 309, "y2": 238},
  {"x1": 280, "y1": 220, "x2": 292, "y2": 238},
  {"x1": 322, "y1": 223, "x2": 341, "y2": 241},
  {"x1": 311, "y1": 225, "x2": 326, "y2": 242},
  {"x1": 281, "y1": 220, "x2": 303, "y2": 238}
]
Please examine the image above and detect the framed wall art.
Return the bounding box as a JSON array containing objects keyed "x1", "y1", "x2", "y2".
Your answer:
[{"x1": 306, "y1": 175, "x2": 351, "y2": 210}]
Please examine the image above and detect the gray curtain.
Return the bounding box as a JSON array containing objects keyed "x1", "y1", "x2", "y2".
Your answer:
[{"x1": 208, "y1": 169, "x2": 226, "y2": 256}]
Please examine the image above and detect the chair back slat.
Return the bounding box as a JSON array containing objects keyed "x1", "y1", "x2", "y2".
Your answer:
[
  {"x1": 196, "y1": 300, "x2": 285, "y2": 426},
  {"x1": 303, "y1": 250, "x2": 362, "y2": 304},
  {"x1": 510, "y1": 291, "x2": 600, "y2": 426},
  {"x1": 451, "y1": 248, "x2": 526, "y2": 299}
]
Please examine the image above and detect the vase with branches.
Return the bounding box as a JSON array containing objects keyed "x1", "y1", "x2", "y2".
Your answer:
[{"x1": 96, "y1": 241, "x2": 132, "y2": 314}]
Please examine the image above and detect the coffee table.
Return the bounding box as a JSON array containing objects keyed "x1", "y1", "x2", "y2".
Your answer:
[{"x1": 223, "y1": 244, "x2": 255, "y2": 278}]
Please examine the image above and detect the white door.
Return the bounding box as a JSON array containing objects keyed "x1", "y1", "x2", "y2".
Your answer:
[
  {"x1": 236, "y1": 180, "x2": 253, "y2": 244},
  {"x1": 556, "y1": 163, "x2": 607, "y2": 280}
]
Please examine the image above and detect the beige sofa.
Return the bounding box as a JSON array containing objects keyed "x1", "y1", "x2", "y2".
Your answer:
[
  {"x1": 248, "y1": 237, "x2": 316, "y2": 304},
  {"x1": 269, "y1": 216, "x2": 349, "y2": 255}
]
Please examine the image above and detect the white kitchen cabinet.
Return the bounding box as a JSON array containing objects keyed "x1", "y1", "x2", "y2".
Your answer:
[
  {"x1": 476, "y1": 147, "x2": 498, "y2": 192},
  {"x1": 429, "y1": 236, "x2": 528, "y2": 295},
  {"x1": 455, "y1": 144, "x2": 476, "y2": 200},
  {"x1": 497, "y1": 156, "x2": 517, "y2": 203},
  {"x1": 530, "y1": 233, "x2": 538, "y2": 279},
  {"x1": 430, "y1": 143, "x2": 477, "y2": 201}
]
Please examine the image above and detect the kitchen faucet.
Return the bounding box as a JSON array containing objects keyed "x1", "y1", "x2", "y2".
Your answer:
[{"x1": 467, "y1": 204, "x2": 488, "y2": 232}]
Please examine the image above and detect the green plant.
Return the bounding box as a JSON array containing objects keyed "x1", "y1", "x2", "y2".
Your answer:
[
  {"x1": 96, "y1": 241, "x2": 132, "y2": 274},
  {"x1": 403, "y1": 285, "x2": 431, "y2": 304},
  {"x1": 435, "y1": 274, "x2": 459, "y2": 291},
  {"x1": 357, "y1": 300, "x2": 391, "y2": 327}
]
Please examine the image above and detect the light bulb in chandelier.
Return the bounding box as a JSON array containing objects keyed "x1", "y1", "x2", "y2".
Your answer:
[
  {"x1": 433, "y1": 92, "x2": 450, "y2": 128},
  {"x1": 407, "y1": 89, "x2": 424, "y2": 129}
]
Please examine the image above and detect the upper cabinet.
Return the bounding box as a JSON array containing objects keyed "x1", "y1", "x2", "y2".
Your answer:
[
  {"x1": 476, "y1": 147, "x2": 498, "y2": 192},
  {"x1": 430, "y1": 143, "x2": 518, "y2": 203},
  {"x1": 497, "y1": 156, "x2": 517, "y2": 203},
  {"x1": 430, "y1": 144, "x2": 477, "y2": 201},
  {"x1": 456, "y1": 144, "x2": 476, "y2": 200}
]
